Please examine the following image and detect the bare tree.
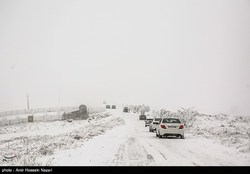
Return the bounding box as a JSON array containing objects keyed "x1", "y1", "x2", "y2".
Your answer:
[
  {"x1": 177, "y1": 107, "x2": 199, "y2": 128},
  {"x1": 139, "y1": 105, "x2": 150, "y2": 115}
]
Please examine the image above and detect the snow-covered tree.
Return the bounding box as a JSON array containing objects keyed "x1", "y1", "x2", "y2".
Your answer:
[
  {"x1": 139, "y1": 105, "x2": 150, "y2": 115},
  {"x1": 177, "y1": 107, "x2": 199, "y2": 128},
  {"x1": 128, "y1": 105, "x2": 142, "y2": 113},
  {"x1": 247, "y1": 128, "x2": 250, "y2": 151},
  {"x1": 160, "y1": 109, "x2": 167, "y2": 116},
  {"x1": 151, "y1": 110, "x2": 160, "y2": 118}
]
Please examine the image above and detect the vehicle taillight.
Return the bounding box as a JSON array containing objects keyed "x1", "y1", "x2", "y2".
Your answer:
[
  {"x1": 179, "y1": 125, "x2": 184, "y2": 129},
  {"x1": 160, "y1": 124, "x2": 166, "y2": 129}
]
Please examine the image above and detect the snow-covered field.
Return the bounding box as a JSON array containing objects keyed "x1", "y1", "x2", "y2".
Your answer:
[
  {"x1": 0, "y1": 111, "x2": 124, "y2": 166},
  {"x1": 0, "y1": 107, "x2": 249, "y2": 166},
  {"x1": 189, "y1": 113, "x2": 250, "y2": 153}
]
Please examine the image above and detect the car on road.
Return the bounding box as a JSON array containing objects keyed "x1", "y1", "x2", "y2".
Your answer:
[
  {"x1": 112, "y1": 105, "x2": 116, "y2": 109},
  {"x1": 106, "y1": 105, "x2": 110, "y2": 109},
  {"x1": 144, "y1": 118, "x2": 153, "y2": 127},
  {"x1": 123, "y1": 107, "x2": 129, "y2": 112},
  {"x1": 156, "y1": 118, "x2": 185, "y2": 139},
  {"x1": 149, "y1": 118, "x2": 162, "y2": 132},
  {"x1": 139, "y1": 114, "x2": 146, "y2": 120}
]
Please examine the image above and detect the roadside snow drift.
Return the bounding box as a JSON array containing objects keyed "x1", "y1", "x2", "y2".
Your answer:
[{"x1": 0, "y1": 111, "x2": 125, "y2": 166}]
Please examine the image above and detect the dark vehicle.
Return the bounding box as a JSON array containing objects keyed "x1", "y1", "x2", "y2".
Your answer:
[
  {"x1": 112, "y1": 105, "x2": 116, "y2": 109},
  {"x1": 106, "y1": 105, "x2": 110, "y2": 109},
  {"x1": 139, "y1": 115, "x2": 146, "y2": 120},
  {"x1": 123, "y1": 107, "x2": 129, "y2": 112}
]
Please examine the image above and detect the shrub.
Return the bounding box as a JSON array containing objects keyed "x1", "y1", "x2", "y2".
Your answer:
[{"x1": 177, "y1": 107, "x2": 199, "y2": 128}]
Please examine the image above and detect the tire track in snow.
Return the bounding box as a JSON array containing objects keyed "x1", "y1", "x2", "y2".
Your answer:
[
  {"x1": 112, "y1": 137, "x2": 155, "y2": 166},
  {"x1": 158, "y1": 151, "x2": 167, "y2": 160}
]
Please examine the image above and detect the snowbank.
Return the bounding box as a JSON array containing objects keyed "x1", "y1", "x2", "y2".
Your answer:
[
  {"x1": 155, "y1": 107, "x2": 250, "y2": 154},
  {"x1": 189, "y1": 113, "x2": 250, "y2": 152},
  {"x1": 0, "y1": 111, "x2": 125, "y2": 166},
  {"x1": 152, "y1": 108, "x2": 250, "y2": 153}
]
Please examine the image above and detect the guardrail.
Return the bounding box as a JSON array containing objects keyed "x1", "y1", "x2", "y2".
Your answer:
[
  {"x1": 0, "y1": 106, "x2": 78, "y2": 117},
  {"x1": 0, "y1": 106, "x2": 105, "y2": 126}
]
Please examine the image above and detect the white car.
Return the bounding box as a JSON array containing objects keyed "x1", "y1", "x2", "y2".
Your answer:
[
  {"x1": 149, "y1": 118, "x2": 162, "y2": 132},
  {"x1": 144, "y1": 118, "x2": 153, "y2": 127},
  {"x1": 156, "y1": 118, "x2": 185, "y2": 139}
]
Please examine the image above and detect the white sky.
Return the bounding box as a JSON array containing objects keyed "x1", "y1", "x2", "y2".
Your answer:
[{"x1": 0, "y1": 0, "x2": 250, "y2": 116}]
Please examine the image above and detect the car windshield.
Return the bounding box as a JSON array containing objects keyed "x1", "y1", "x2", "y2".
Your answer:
[
  {"x1": 162, "y1": 118, "x2": 181, "y2": 123},
  {"x1": 155, "y1": 118, "x2": 161, "y2": 121}
]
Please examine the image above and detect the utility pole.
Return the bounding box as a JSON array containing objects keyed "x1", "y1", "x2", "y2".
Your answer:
[
  {"x1": 59, "y1": 88, "x2": 61, "y2": 107},
  {"x1": 27, "y1": 93, "x2": 29, "y2": 110}
]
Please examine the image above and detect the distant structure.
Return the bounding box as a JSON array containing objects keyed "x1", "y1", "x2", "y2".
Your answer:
[
  {"x1": 27, "y1": 94, "x2": 29, "y2": 110},
  {"x1": 62, "y1": 104, "x2": 89, "y2": 120}
]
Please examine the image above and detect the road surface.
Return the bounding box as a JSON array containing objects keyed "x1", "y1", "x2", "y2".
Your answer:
[{"x1": 42, "y1": 109, "x2": 249, "y2": 166}]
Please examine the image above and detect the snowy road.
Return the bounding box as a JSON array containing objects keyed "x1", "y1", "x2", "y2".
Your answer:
[{"x1": 41, "y1": 109, "x2": 250, "y2": 166}]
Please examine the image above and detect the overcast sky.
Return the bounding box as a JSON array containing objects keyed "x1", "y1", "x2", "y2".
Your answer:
[{"x1": 0, "y1": 0, "x2": 249, "y2": 116}]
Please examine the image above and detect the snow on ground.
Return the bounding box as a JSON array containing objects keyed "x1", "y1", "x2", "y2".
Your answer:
[
  {"x1": 37, "y1": 109, "x2": 250, "y2": 166},
  {"x1": 188, "y1": 113, "x2": 250, "y2": 153},
  {"x1": 0, "y1": 111, "x2": 124, "y2": 166},
  {"x1": 0, "y1": 107, "x2": 249, "y2": 166}
]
